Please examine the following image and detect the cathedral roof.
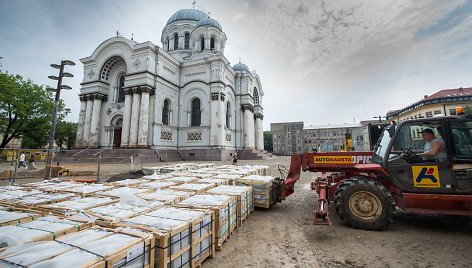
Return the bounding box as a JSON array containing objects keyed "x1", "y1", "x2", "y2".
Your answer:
[
  {"x1": 195, "y1": 17, "x2": 222, "y2": 30},
  {"x1": 233, "y1": 62, "x2": 250, "y2": 73},
  {"x1": 167, "y1": 9, "x2": 209, "y2": 25}
]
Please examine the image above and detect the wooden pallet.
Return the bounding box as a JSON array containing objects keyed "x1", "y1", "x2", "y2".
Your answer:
[
  {"x1": 0, "y1": 226, "x2": 155, "y2": 267},
  {"x1": 0, "y1": 209, "x2": 42, "y2": 227},
  {"x1": 207, "y1": 185, "x2": 254, "y2": 227}
]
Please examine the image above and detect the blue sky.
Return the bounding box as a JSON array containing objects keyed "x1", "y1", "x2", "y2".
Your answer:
[{"x1": 1, "y1": 0, "x2": 472, "y2": 130}]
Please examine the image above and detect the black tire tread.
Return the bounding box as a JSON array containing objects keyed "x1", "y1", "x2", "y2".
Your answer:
[{"x1": 334, "y1": 176, "x2": 395, "y2": 230}]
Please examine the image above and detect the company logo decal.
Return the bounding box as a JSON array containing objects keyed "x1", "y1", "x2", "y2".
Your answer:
[
  {"x1": 412, "y1": 166, "x2": 441, "y2": 188},
  {"x1": 313, "y1": 155, "x2": 372, "y2": 164}
]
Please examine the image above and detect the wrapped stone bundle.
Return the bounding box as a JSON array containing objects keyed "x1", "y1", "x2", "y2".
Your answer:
[
  {"x1": 206, "y1": 185, "x2": 254, "y2": 226},
  {"x1": 176, "y1": 194, "x2": 237, "y2": 250},
  {"x1": 0, "y1": 216, "x2": 93, "y2": 249},
  {"x1": 138, "y1": 190, "x2": 193, "y2": 205},
  {"x1": 235, "y1": 175, "x2": 276, "y2": 208},
  {"x1": 168, "y1": 183, "x2": 216, "y2": 194},
  {"x1": 40, "y1": 196, "x2": 116, "y2": 216},
  {"x1": 0, "y1": 209, "x2": 41, "y2": 227},
  {"x1": 0, "y1": 227, "x2": 155, "y2": 268}
]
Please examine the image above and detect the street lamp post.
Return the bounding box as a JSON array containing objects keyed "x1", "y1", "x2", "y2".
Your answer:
[{"x1": 44, "y1": 60, "x2": 75, "y2": 180}]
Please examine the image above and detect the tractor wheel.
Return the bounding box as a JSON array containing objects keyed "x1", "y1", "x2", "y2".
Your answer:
[{"x1": 334, "y1": 176, "x2": 394, "y2": 230}]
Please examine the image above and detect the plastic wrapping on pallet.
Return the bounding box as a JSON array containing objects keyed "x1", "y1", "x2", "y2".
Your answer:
[
  {"x1": 138, "y1": 180, "x2": 178, "y2": 190},
  {"x1": 164, "y1": 176, "x2": 199, "y2": 184},
  {"x1": 65, "y1": 184, "x2": 114, "y2": 195},
  {"x1": 168, "y1": 183, "x2": 216, "y2": 194},
  {"x1": 177, "y1": 194, "x2": 237, "y2": 250},
  {"x1": 0, "y1": 189, "x2": 42, "y2": 201},
  {"x1": 207, "y1": 185, "x2": 254, "y2": 226},
  {"x1": 138, "y1": 190, "x2": 193, "y2": 205},
  {"x1": 0, "y1": 216, "x2": 92, "y2": 248},
  {"x1": 121, "y1": 206, "x2": 214, "y2": 268},
  {"x1": 88, "y1": 200, "x2": 164, "y2": 225},
  {"x1": 41, "y1": 196, "x2": 116, "y2": 214},
  {"x1": 97, "y1": 187, "x2": 151, "y2": 198},
  {"x1": 235, "y1": 175, "x2": 276, "y2": 208},
  {"x1": 0, "y1": 227, "x2": 154, "y2": 268},
  {"x1": 106, "y1": 178, "x2": 150, "y2": 187},
  {"x1": 13, "y1": 193, "x2": 76, "y2": 206},
  {"x1": 196, "y1": 178, "x2": 229, "y2": 185},
  {"x1": 0, "y1": 210, "x2": 40, "y2": 226}
]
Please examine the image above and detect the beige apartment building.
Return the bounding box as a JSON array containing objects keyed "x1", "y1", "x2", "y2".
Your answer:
[{"x1": 386, "y1": 87, "x2": 472, "y2": 122}]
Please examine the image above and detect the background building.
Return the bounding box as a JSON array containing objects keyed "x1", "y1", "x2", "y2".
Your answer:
[
  {"x1": 386, "y1": 87, "x2": 472, "y2": 122},
  {"x1": 74, "y1": 9, "x2": 265, "y2": 160},
  {"x1": 271, "y1": 122, "x2": 304, "y2": 155},
  {"x1": 304, "y1": 123, "x2": 362, "y2": 152}
]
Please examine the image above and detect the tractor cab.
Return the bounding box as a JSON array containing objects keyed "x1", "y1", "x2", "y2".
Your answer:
[{"x1": 373, "y1": 115, "x2": 472, "y2": 194}]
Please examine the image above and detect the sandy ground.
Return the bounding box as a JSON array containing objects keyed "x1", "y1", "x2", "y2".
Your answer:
[{"x1": 1, "y1": 156, "x2": 471, "y2": 268}]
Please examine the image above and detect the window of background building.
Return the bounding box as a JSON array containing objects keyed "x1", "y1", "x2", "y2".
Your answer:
[
  {"x1": 162, "y1": 99, "x2": 170, "y2": 125},
  {"x1": 426, "y1": 111, "x2": 433, "y2": 118},
  {"x1": 184, "y1": 33, "x2": 190, "y2": 49},
  {"x1": 191, "y1": 98, "x2": 201, "y2": 126},
  {"x1": 449, "y1": 108, "x2": 456, "y2": 115},
  {"x1": 434, "y1": 110, "x2": 441, "y2": 115}
]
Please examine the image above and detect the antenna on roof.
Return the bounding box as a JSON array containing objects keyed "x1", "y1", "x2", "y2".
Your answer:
[{"x1": 192, "y1": 0, "x2": 196, "y2": 9}]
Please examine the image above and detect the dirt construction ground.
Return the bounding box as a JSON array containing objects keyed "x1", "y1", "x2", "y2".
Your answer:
[{"x1": 1, "y1": 156, "x2": 471, "y2": 268}]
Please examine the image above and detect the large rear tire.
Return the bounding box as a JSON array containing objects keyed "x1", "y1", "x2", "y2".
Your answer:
[{"x1": 334, "y1": 176, "x2": 394, "y2": 230}]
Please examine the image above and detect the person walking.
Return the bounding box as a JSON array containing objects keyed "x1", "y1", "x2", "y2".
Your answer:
[
  {"x1": 17, "y1": 152, "x2": 26, "y2": 169},
  {"x1": 27, "y1": 155, "x2": 36, "y2": 170}
]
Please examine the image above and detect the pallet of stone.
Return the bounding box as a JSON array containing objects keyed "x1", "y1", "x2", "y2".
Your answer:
[
  {"x1": 0, "y1": 226, "x2": 155, "y2": 267},
  {"x1": 105, "y1": 178, "x2": 150, "y2": 187},
  {"x1": 235, "y1": 175, "x2": 276, "y2": 208},
  {"x1": 60, "y1": 183, "x2": 115, "y2": 197},
  {"x1": 0, "y1": 209, "x2": 42, "y2": 227},
  {"x1": 95, "y1": 186, "x2": 152, "y2": 198},
  {"x1": 22, "y1": 180, "x2": 84, "y2": 193},
  {"x1": 187, "y1": 171, "x2": 215, "y2": 179},
  {"x1": 213, "y1": 173, "x2": 244, "y2": 185},
  {"x1": 196, "y1": 178, "x2": 229, "y2": 186},
  {"x1": 168, "y1": 183, "x2": 217, "y2": 195},
  {"x1": 246, "y1": 165, "x2": 270, "y2": 175},
  {"x1": 138, "y1": 189, "x2": 194, "y2": 205},
  {"x1": 118, "y1": 215, "x2": 197, "y2": 267},
  {"x1": 38, "y1": 196, "x2": 117, "y2": 217},
  {"x1": 7, "y1": 192, "x2": 77, "y2": 209},
  {"x1": 135, "y1": 180, "x2": 179, "y2": 190},
  {"x1": 86, "y1": 200, "x2": 165, "y2": 228},
  {"x1": 206, "y1": 185, "x2": 254, "y2": 226},
  {"x1": 0, "y1": 188, "x2": 43, "y2": 204},
  {"x1": 0, "y1": 215, "x2": 94, "y2": 249},
  {"x1": 164, "y1": 176, "x2": 200, "y2": 184},
  {"x1": 176, "y1": 194, "x2": 237, "y2": 250},
  {"x1": 142, "y1": 170, "x2": 175, "y2": 179},
  {"x1": 145, "y1": 207, "x2": 214, "y2": 266}
]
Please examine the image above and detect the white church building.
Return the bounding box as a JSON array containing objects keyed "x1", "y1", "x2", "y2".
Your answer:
[{"x1": 74, "y1": 9, "x2": 265, "y2": 160}]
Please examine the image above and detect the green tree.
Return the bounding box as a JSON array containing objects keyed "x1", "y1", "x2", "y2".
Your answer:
[
  {"x1": 55, "y1": 121, "x2": 77, "y2": 149},
  {"x1": 464, "y1": 105, "x2": 472, "y2": 115},
  {"x1": 264, "y1": 131, "x2": 273, "y2": 152},
  {"x1": 0, "y1": 71, "x2": 69, "y2": 151}
]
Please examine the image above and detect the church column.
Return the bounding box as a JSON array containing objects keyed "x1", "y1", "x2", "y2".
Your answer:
[
  {"x1": 75, "y1": 95, "x2": 87, "y2": 148},
  {"x1": 90, "y1": 93, "x2": 105, "y2": 148},
  {"x1": 169, "y1": 38, "x2": 174, "y2": 51},
  {"x1": 138, "y1": 86, "x2": 152, "y2": 146},
  {"x1": 254, "y1": 114, "x2": 264, "y2": 150},
  {"x1": 129, "y1": 87, "x2": 141, "y2": 147},
  {"x1": 83, "y1": 95, "x2": 94, "y2": 147},
  {"x1": 178, "y1": 34, "x2": 184, "y2": 49},
  {"x1": 121, "y1": 89, "x2": 133, "y2": 147},
  {"x1": 210, "y1": 92, "x2": 225, "y2": 146},
  {"x1": 242, "y1": 104, "x2": 255, "y2": 149}
]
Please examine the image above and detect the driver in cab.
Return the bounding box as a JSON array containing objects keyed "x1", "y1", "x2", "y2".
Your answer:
[{"x1": 418, "y1": 128, "x2": 447, "y2": 161}]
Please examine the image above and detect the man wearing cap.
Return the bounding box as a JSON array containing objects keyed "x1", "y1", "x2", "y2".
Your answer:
[{"x1": 419, "y1": 128, "x2": 447, "y2": 161}]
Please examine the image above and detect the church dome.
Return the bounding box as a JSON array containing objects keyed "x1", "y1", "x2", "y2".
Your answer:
[
  {"x1": 195, "y1": 17, "x2": 222, "y2": 30},
  {"x1": 233, "y1": 62, "x2": 250, "y2": 73},
  {"x1": 166, "y1": 9, "x2": 208, "y2": 25}
]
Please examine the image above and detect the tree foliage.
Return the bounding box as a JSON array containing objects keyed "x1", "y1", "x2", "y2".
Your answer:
[
  {"x1": 464, "y1": 105, "x2": 472, "y2": 115},
  {"x1": 55, "y1": 121, "x2": 77, "y2": 149},
  {"x1": 264, "y1": 131, "x2": 273, "y2": 152},
  {"x1": 0, "y1": 71, "x2": 69, "y2": 151}
]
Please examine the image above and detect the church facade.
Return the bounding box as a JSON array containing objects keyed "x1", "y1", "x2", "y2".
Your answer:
[{"x1": 74, "y1": 9, "x2": 264, "y2": 160}]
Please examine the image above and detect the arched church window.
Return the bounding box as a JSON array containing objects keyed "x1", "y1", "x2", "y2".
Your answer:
[
  {"x1": 184, "y1": 33, "x2": 190, "y2": 49},
  {"x1": 191, "y1": 98, "x2": 201, "y2": 126},
  {"x1": 174, "y1": 33, "x2": 179, "y2": 50},
  {"x1": 210, "y1": 37, "x2": 215, "y2": 50},
  {"x1": 226, "y1": 102, "x2": 231, "y2": 128},
  {"x1": 253, "y1": 88, "x2": 259, "y2": 106},
  {"x1": 162, "y1": 99, "x2": 170, "y2": 125},
  {"x1": 200, "y1": 36, "x2": 205, "y2": 51},
  {"x1": 117, "y1": 75, "x2": 125, "y2": 103}
]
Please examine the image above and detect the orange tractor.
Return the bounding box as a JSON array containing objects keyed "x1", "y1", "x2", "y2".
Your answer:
[{"x1": 275, "y1": 112, "x2": 472, "y2": 230}]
